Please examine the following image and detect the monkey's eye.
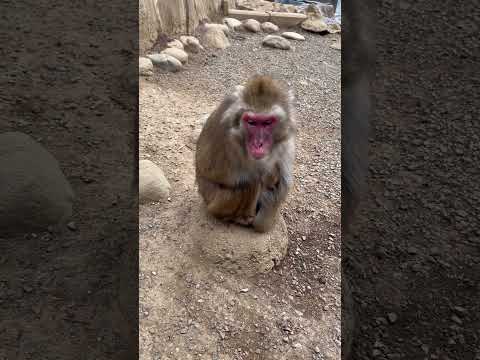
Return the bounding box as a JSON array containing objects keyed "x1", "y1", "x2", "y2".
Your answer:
[
  {"x1": 247, "y1": 120, "x2": 256, "y2": 125},
  {"x1": 264, "y1": 120, "x2": 272, "y2": 126}
]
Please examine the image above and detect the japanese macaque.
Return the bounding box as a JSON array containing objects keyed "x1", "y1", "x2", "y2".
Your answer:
[{"x1": 195, "y1": 75, "x2": 296, "y2": 232}]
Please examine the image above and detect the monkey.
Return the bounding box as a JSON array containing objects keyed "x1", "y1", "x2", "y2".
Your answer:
[{"x1": 195, "y1": 75, "x2": 296, "y2": 233}]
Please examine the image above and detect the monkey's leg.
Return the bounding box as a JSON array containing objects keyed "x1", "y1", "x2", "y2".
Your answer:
[{"x1": 198, "y1": 177, "x2": 259, "y2": 225}]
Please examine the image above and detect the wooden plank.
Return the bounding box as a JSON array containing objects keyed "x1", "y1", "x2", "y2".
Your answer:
[
  {"x1": 269, "y1": 11, "x2": 307, "y2": 28},
  {"x1": 222, "y1": 0, "x2": 230, "y2": 16},
  {"x1": 227, "y1": 9, "x2": 270, "y2": 22},
  {"x1": 227, "y1": 9, "x2": 307, "y2": 28}
]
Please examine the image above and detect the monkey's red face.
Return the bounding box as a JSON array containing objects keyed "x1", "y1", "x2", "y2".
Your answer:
[{"x1": 242, "y1": 112, "x2": 277, "y2": 160}]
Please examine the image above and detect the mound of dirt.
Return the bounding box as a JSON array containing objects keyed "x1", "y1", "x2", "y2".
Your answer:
[{"x1": 189, "y1": 198, "x2": 289, "y2": 276}]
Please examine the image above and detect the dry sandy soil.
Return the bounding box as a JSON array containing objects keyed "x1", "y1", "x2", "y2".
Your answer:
[{"x1": 139, "y1": 29, "x2": 341, "y2": 360}]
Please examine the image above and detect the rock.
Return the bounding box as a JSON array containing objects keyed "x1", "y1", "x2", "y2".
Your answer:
[
  {"x1": 167, "y1": 39, "x2": 184, "y2": 50},
  {"x1": 326, "y1": 20, "x2": 341, "y2": 34},
  {"x1": 147, "y1": 54, "x2": 182, "y2": 72},
  {"x1": 139, "y1": 56, "x2": 153, "y2": 76},
  {"x1": 261, "y1": 22, "x2": 279, "y2": 33},
  {"x1": 0, "y1": 132, "x2": 74, "y2": 235},
  {"x1": 301, "y1": 5, "x2": 329, "y2": 33},
  {"x1": 285, "y1": 4, "x2": 298, "y2": 13},
  {"x1": 204, "y1": 23, "x2": 230, "y2": 34},
  {"x1": 180, "y1": 36, "x2": 204, "y2": 54},
  {"x1": 198, "y1": 26, "x2": 231, "y2": 50},
  {"x1": 161, "y1": 47, "x2": 188, "y2": 64},
  {"x1": 242, "y1": 19, "x2": 261, "y2": 33},
  {"x1": 139, "y1": 159, "x2": 171, "y2": 204},
  {"x1": 281, "y1": 32, "x2": 305, "y2": 41},
  {"x1": 330, "y1": 40, "x2": 341, "y2": 50},
  {"x1": 387, "y1": 312, "x2": 398, "y2": 323},
  {"x1": 189, "y1": 196, "x2": 289, "y2": 276},
  {"x1": 317, "y1": 3, "x2": 335, "y2": 18},
  {"x1": 223, "y1": 17, "x2": 242, "y2": 30},
  {"x1": 262, "y1": 35, "x2": 291, "y2": 50}
]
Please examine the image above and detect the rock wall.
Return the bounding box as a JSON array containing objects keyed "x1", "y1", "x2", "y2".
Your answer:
[{"x1": 140, "y1": 0, "x2": 235, "y2": 54}]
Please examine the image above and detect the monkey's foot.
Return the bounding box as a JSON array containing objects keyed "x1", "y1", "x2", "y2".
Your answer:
[{"x1": 235, "y1": 216, "x2": 255, "y2": 226}]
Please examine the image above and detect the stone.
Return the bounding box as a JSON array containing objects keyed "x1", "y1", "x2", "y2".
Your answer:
[
  {"x1": 180, "y1": 36, "x2": 204, "y2": 54},
  {"x1": 204, "y1": 22, "x2": 230, "y2": 34},
  {"x1": 161, "y1": 47, "x2": 188, "y2": 64},
  {"x1": 327, "y1": 21, "x2": 341, "y2": 34},
  {"x1": 167, "y1": 39, "x2": 184, "y2": 50},
  {"x1": 139, "y1": 159, "x2": 171, "y2": 204},
  {"x1": 330, "y1": 40, "x2": 341, "y2": 50},
  {"x1": 188, "y1": 196, "x2": 289, "y2": 276},
  {"x1": 317, "y1": 3, "x2": 335, "y2": 18},
  {"x1": 242, "y1": 18, "x2": 261, "y2": 33},
  {"x1": 281, "y1": 32, "x2": 305, "y2": 41},
  {"x1": 139, "y1": 57, "x2": 153, "y2": 76},
  {"x1": 261, "y1": 22, "x2": 279, "y2": 33},
  {"x1": 199, "y1": 27, "x2": 231, "y2": 49},
  {"x1": 262, "y1": 35, "x2": 291, "y2": 50},
  {"x1": 301, "y1": 5, "x2": 329, "y2": 33},
  {"x1": 223, "y1": 17, "x2": 242, "y2": 30},
  {"x1": 0, "y1": 132, "x2": 74, "y2": 235},
  {"x1": 285, "y1": 4, "x2": 298, "y2": 13},
  {"x1": 147, "y1": 54, "x2": 182, "y2": 72}
]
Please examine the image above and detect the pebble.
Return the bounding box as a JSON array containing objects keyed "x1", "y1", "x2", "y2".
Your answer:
[
  {"x1": 451, "y1": 315, "x2": 462, "y2": 324},
  {"x1": 240, "y1": 288, "x2": 249, "y2": 293},
  {"x1": 282, "y1": 32, "x2": 306, "y2": 41},
  {"x1": 67, "y1": 221, "x2": 77, "y2": 231},
  {"x1": 387, "y1": 312, "x2": 398, "y2": 323}
]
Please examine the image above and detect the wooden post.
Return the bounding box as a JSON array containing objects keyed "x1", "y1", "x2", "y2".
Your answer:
[{"x1": 222, "y1": 0, "x2": 230, "y2": 16}]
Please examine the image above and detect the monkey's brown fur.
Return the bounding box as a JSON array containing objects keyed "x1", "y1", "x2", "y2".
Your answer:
[{"x1": 195, "y1": 75, "x2": 296, "y2": 232}]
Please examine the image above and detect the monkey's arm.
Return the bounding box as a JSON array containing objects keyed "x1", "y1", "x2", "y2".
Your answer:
[
  {"x1": 197, "y1": 176, "x2": 260, "y2": 222},
  {"x1": 253, "y1": 142, "x2": 294, "y2": 232}
]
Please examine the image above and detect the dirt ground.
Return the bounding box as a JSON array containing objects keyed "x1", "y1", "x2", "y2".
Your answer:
[{"x1": 139, "y1": 30, "x2": 341, "y2": 359}]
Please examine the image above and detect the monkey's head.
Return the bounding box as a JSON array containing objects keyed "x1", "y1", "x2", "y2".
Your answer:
[{"x1": 228, "y1": 75, "x2": 295, "y2": 161}]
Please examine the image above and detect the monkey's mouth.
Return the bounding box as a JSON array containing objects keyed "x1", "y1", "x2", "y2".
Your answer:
[{"x1": 249, "y1": 142, "x2": 269, "y2": 159}]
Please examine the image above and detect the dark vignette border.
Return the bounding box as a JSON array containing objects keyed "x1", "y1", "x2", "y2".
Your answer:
[
  {"x1": 0, "y1": 0, "x2": 139, "y2": 359},
  {"x1": 342, "y1": 0, "x2": 479, "y2": 359}
]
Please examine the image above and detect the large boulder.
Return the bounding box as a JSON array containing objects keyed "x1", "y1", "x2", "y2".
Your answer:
[
  {"x1": 180, "y1": 36, "x2": 204, "y2": 54},
  {"x1": 198, "y1": 26, "x2": 231, "y2": 49},
  {"x1": 204, "y1": 22, "x2": 230, "y2": 34},
  {"x1": 261, "y1": 21, "x2": 279, "y2": 33},
  {"x1": 139, "y1": 159, "x2": 171, "y2": 204},
  {"x1": 139, "y1": 57, "x2": 153, "y2": 76},
  {"x1": 262, "y1": 35, "x2": 292, "y2": 50},
  {"x1": 301, "y1": 5, "x2": 329, "y2": 33},
  {"x1": 147, "y1": 53, "x2": 182, "y2": 72},
  {"x1": 161, "y1": 47, "x2": 189, "y2": 64},
  {"x1": 188, "y1": 197, "x2": 289, "y2": 276},
  {"x1": 223, "y1": 17, "x2": 242, "y2": 31},
  {"x1": 0, "y1": 132, "x2": 74, "y2": 234},
  {"x1": 167, "y1": 39, "x2": 184, "y2": 50},
  {"x1": 242, "y1": 18, "x2": 261, "y2": 33}
]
